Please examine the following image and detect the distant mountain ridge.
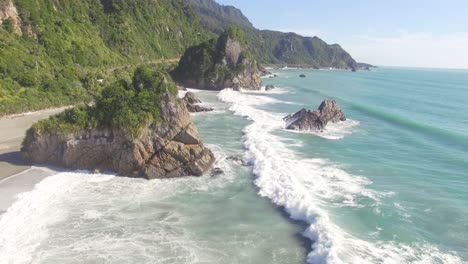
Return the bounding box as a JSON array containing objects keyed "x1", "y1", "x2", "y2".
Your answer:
[{"x1": 188, "y1": 0, "x2": 361, "y2": 69}]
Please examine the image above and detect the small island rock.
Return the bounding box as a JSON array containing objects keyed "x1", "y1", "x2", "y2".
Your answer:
[{"x1": 284, "y1": 99, "x2": 346, "y2": 131}]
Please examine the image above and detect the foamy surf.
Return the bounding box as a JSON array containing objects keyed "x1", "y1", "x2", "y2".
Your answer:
[
  {"x1": 241, "y1": 86, "x2": 290, "y2": 95},
  {"x1": 0, "y1": 145, "x2": 239, "y2": 264},
  {"x1": 218, "y1": 88, "x2": 463, "y2": 264},
  {"x1": 285, "y1": 119, "x2": 360, "y2": 140}
]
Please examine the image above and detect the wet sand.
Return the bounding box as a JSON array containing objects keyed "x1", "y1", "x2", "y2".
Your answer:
[
  {"x1": 0, "y1": 108, "x2": 67, "y2": 212},
  {"x1": 0, "y1": 107, "x2": 66, "y2": 180}
]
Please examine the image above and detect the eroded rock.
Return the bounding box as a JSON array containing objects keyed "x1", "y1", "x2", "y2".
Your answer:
[
  {"x1": 21, "y1": 93, "x2": 216, "y2": 179},
  {"x1": 284, "y1": 99, "x2": 346, "y2": 131},
  {"x1": 183, "y1": 92, "x2": 213, "y2": 113}
]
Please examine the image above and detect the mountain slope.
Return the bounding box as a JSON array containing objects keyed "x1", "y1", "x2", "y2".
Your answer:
[
  {"x1": 0, "y1": 0, "x2": 208, "y2": 116},
  {"x1": 187, "y1": 0, "x2": 358, "y2": 68}
]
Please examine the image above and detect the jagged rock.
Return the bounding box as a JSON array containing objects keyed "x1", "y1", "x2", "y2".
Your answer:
[
  {"x1": 299, "y1": 74, "x2": 306, "y2": 78},
  {"x1": 21, "y1": 93, "x2": 216, "y2": 179},
  {"x1": 259, "y1": 66, "x2": 272, "y2": 77},
  {"x1": 210, "y1": 167, "x2": 224, "y2": 176},
  {"x1": 226, "y1": 155, "x2": 250, "y2": 166},
  {"x1": 265, "y1": 85, "x2": 275, "y2": 91},
  {"x1": 183, "y1": 92, "x2": 213, "y2": 113},
  {"x1": 183, "y1": 92, "x2": 201, "y2": 104},
  {"x1": 284, "y1": 99, "x2": 346, "y2": 131}
]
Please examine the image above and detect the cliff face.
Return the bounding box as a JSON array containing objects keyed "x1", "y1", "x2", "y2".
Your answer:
[
  {"x1": 172, "y1": 28, "x2": 262, "y2": 90},
  {"x1": 21, "y1": 93, "x2": 215, "y2": 179},
  {"x1": 0, "y1": 0, "x2": 22, "y2": 35}
]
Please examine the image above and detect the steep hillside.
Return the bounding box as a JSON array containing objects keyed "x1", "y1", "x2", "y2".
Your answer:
[
  {"x1": 188, "y1": 0, "x2": 252, "y2": 35},
  {"x1": 187, "y1": 0, "x2": 359, "y2": 68},
  {"x1": 0, "y1": 0, "x2": 208, "y2": 116}
]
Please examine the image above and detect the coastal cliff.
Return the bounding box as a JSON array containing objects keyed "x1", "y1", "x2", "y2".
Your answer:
[
  {"x1": 172, "y1": 27, "x2": 262, "y2": 90},
  {"x1": 21, "y1": 67, "x2": 215, "y2": 179}
]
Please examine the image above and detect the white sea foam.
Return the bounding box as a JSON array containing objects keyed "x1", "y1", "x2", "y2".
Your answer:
[
  {"x1": 0, "y1": 171, "x2": 87, "y2": 264},
  {"x1": 285, "y1": 119, "x2": 360, "y2": 140},
  {"x1": 218, "y1": 88, "x2": 463, "y2": 264},
  {"x1": 0, "y1": 144, "x2": 238, "y2": 264},
  {"x1": 241, "y1": 86, "x2": 290, "y2": 95}
]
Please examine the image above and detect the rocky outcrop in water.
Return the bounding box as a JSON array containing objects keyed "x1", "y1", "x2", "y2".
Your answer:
[
  {"x1": 172, "y1": 27, "x2": 262, "y2": 90},
  {"x1": 284, "y1": 99, "x2": 346, "y2": 131},
  {"x1": 183, "y1": 92, "x2": 213, "y2": 113},
  {"x1": 21, "y1": 93, "x2": 216, "y2": 179}
]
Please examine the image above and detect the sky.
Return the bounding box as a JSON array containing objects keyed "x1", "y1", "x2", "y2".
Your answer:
[{"x1": 216, "y1": 0, "x2": 468, "y2": 69}]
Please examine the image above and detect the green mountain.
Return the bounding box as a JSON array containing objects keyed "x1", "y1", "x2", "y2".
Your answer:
[
  {"x1": 0, "y1": 0, "x2": 208, "y2": 116},
  {"x1": 188, "y1": 0, "x2": 359, "y2": 68}
]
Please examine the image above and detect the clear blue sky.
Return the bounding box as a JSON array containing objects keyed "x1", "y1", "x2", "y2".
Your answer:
[{"x1": 216, "y1": 0, "x2": 468, "y2": 68}]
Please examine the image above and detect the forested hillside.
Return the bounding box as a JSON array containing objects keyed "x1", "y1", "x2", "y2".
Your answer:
[
  {"x1": 188, "y1": 0, "x2": 359, "y2": 68},
  {"x1": 0, "y1": 0, "x2": 208, "y2": 116}
]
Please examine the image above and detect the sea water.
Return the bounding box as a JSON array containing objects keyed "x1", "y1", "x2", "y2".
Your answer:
[{"x1": 0, "y1": 67, "x2": 467, "y2": 263}]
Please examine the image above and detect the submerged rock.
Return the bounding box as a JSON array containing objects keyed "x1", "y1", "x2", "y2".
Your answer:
[
  {"x1": 284, "y1": 99, "x2": 346, "y2": 131},
  {"x1": 183, "y1": 92, "x2": 213, "y2": 113},
  {"x1": 299, "y1": 74, "x2": 306, "y2": 78},
  {"x1": 226, "y1": 155, "x2": 250, "y2": 166},
  {"x1": 210, "y1": 167, "x2": 224, "y2": 177},
  {"x1": 265, "y1": 84, "x2": 275, "y2": 91},
  {"x1": 21, "y1": 93, "x2": 215, "y2": 179}
]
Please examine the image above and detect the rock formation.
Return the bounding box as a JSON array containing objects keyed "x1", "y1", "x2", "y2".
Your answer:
[
  {"x1": 284, "y1": 99, "x2": 346, "y2": 131},
  {"x1": 183, "y1": 92, "x2": 213, "y2": 113},
  {"x1": 21, "y1": 92, "x2": 216, "y2": 179},
  {"x1": 0, "y1": 0, "x2": 22, "y2": 35},
  {"x1": 172, "y1": 27, "x2": 262, "y2": 90}
]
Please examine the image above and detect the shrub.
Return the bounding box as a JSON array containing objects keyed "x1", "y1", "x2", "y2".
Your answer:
[{"x1": 29, "y1": 66, "x2": 173, "y2": 138}]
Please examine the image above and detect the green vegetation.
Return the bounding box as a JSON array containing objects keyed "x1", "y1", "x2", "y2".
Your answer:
[
  {"x1": 187, "y1": 0, "x2": 358, "y2": 68},
  {"x1": 172, "y1": 26, "x2": 252, "y2": 87},
  {"x1": 29, "y1": 66, "x2": 177, "y2": 139},
  {"x1": 0, "y1": 0, "x2": 208, "y2": 116}
]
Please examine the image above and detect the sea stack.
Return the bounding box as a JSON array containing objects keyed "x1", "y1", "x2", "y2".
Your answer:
[
  {"x1": 21, "y1": 67, "x2": 216, "y2": 179},
  {"x1": 284, "y1": 99, "x2": 346, "y2": 131},
  {"x1": 171, "y1": 27, "x2": 262, "y2": 90}
]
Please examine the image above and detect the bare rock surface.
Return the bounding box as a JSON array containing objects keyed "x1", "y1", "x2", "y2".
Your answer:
[
  {"x1": 21, "y1": 93, "x2": 215, "y2": 179},
  {"x1": 284, "y1": 99, "x2": 346, "y2": 131},
  {"x1": 183, "y1": 92, "x2": 213, "y2": 113}
]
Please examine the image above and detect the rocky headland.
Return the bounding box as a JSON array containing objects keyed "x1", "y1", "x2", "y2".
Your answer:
[
  {"x1": 172, "y1": 27, "x2": 262, "y2": 90},
  {"x1": 21, "y1": 67, "x2": 215, "y2": 179},
  {"x1": 284, "y1": 99, "x2": 346, "y2": 131}
]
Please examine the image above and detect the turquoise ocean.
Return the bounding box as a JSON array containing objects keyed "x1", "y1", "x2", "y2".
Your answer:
[{"x1": 0, "y1": 67, "x2": 467, "y2": 263}]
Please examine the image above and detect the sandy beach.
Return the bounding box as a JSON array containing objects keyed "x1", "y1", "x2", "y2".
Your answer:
[
  {"x1": 0, "y1": 108, "x2": 67, "y2": 212},
  {"x1": 0, "y1": 107, "x2": 67, "y2": 179}
]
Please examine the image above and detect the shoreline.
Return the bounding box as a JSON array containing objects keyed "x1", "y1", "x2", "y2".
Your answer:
[{"x1": 0, "y1": 107, "x2": 66, "y2": 182}]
